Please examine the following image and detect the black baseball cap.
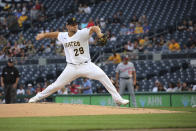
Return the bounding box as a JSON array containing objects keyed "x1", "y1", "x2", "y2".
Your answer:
[
  {"x1": 8, "y1": 58, "x2": 14, "y2": 63},
  {"x1": 66, "y1": 17, "x2": 79, "y2": 25}
]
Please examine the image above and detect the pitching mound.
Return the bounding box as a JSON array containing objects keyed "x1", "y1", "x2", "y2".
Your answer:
[{"x1": 0, "y1": 103, "x2": 182, "y2": 118}]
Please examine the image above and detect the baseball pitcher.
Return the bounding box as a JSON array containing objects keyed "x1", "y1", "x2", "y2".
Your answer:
[{"x1": 29, "y1": 18, "x2": 129, "y2": 106}]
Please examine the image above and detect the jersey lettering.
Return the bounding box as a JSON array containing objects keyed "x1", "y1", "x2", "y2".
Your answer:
[{"x1": 65, "y1": 41, "x2": 80, "y2": 48}]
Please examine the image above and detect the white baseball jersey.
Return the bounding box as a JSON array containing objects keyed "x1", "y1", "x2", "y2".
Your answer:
[{"x1": 57, "y1": 28, "x2": 91, "y2": 64}]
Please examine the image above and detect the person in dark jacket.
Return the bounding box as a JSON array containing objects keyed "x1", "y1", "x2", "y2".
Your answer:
[{"x1": 1, "y1": 58, "x2": 20, "y2": 104}]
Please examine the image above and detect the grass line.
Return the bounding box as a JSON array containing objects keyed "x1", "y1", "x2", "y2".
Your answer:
[{"x1": 0, "y1": 108, "x2": 196, "y2": 131}]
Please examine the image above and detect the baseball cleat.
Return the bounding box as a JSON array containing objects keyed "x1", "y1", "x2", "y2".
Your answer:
[
  {"x1": 28, "y1": 97, "x2": 38, "y2": 103},
  {"x1": 116, "y1": 99, "x2": 129, "y2": 106}
]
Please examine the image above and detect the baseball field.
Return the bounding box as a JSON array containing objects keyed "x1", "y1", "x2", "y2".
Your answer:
[{"x1": 0, "y1": 103, "x2": 196, "y2": 131}]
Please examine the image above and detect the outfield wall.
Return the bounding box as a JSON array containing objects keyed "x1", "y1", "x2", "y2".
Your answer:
[{"x1": 55, "y1": 92, "x2": 196, "y2": 107}]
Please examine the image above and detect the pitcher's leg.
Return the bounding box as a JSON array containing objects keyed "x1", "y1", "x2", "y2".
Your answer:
[
  {"x1": 86, "y1": 63, "x2": 128, "y2": 104},
  {"x1": 29, "y1": 65, "x2": 78, "y2": 102},
  {"x1": 127, "y1": 79, "x2": 137, "y2": 107}
]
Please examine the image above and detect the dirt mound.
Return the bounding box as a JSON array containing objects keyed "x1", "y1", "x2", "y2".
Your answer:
[{"x1": 0, "y1": 103, "x2": 181, "y2": 118}]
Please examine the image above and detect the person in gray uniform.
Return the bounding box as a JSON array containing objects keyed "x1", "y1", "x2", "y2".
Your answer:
[{"x1": 115, "y1": 55, "x2": 137, "y2": 107}]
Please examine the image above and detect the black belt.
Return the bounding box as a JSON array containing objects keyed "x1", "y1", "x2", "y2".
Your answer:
[
  {"x1": 68, "y1": 61, "x2": 88, "y2": 65},
  {"x1": 120, "y1": 77, "x2": 131, "y2": 79}
]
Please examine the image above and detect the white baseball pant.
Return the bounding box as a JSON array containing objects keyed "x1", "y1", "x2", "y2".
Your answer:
[{"x1": 33, "y1": 61, "x2": 123, "y2": 102}]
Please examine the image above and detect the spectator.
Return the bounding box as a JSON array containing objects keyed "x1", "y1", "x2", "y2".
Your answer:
[
  {"x1": 138, "y1": 37, "x2": 145, "y2": 46},
  {"x1": 15, "y1": 9, "x2": 22, "y2": 19},
  {"x1": 17, "y1": 33, "x2": 25, "y2": 45},
  {"x1": 178, "y1": 20, "x2": 187, "y2": 31},
  {"x1": 143, "y1": 22, "x2": 150, "y2": 33},
  {"x1": 166, "y1": 82, "x2": 175, "y2": 92},
  {"x1": 124, "y1": 41, "x2": 134, "y2": 52},
  {"x1": 6, "y1": 14, "x2": 19, "y2": 33},
  {"x1": 162, "y1": 41, "x2": 170, "y2": 52},
  {"x1": 187, "y1": 20, "x2": 194, "y2": 31},
  {"x1": 152, "y1": 80, "x2": 160, "y2": 92},
  {"x1": 35, "y1": 0, "x2": 42, "y2": 11},
  {"x1": 30, "y1": 5, "x2": 39, "y2": 22},
  {"x1": 127, "y1": 25, "x2": 135, "y2": 35},
  {"x1": 192, "y1": 84, "x2": 196, "y2": 91},
  {"x1": 22, "y1": 3, "x2": 27, "y2": 15},
  {"x1": 100, "y1": 18, "x2": 106, "y2": 29},
  {"x1": 94, "y1": 18, "x2": 100, "y2": 26},
  {"x1": 110, "y1": 34, "x2": 117, "y2": 41},
  {"x1": 120, "y1": 25, "x2": 128, "y2": 35},
  {"x1": 80, "y1": 20, "x2": 88, "y2": 29},
  {"x1": 81, "y1": 78, "x2": 93, "y2": 94},
  {"x1": 107, "y1": 51, "x2": 121, "y2": 64},
  {"x1": 12, "y1": 41, "x2": 21, "y2": 55},
  {"x1": 96, "y1": 85, "x2": 106, "y2": 94},
  {"x1": 69, "y1": 83, "x2": 80, "y2": 94},
  {"x1": 174, "y1": 81, "x2": 182, "y2": 92},
  {"x1": 139, "y1": 15, "x2": 147, "y2": 25},
  {"x1": 134, "y1": 22, "x2": 144, "y2": 34},
  {"x1": 181, "y1": 82, "x2": 188, "y2": 91},
  {"x1": 194, "y1": 23, "x2": 196, "y2": 31},
  {"x1": 131, "y1": 15, "x2": 138, "y2": 23},
  {"x1": 27, "y1": 1, "x2": 34, "y2": 11},
  {"x1": 78, "y1": 4, "x2": 84, "y2": 13},
  {"x1": 57, "y1": 86, "x2": 68, "y2": 95},
  {"x1": 38, "y1": 45, "x2": 45, "y2": 54},
  {"x1": 116, "y1": 10, "x2": 123, "y2": 21},
  {"x1": 133, "y1": 40, "x2": 139, "y2": 53},
  {"x1": 168, "y1": 39, "x2": 181, "y2": 51},
  {"x1": 89, "y1": 36, "x2": 95, "y2": 44},
  {"x1": 35, "y1": 83, "x2": 43, "y2": 94},
  {"x1": 17, "y1": 85, "x2": 25, "y2": 95},
  {"x1": 26, "y1": 40, "x2": 36, "y2": 56},
  {"x1": 26, "y1": 88, "x2": 33, "y2": 96},
  {"x1": 159, "y1": 36, "x2": 165, "y2": 46},
  {"x1": 18, "y1": 12, "x2": 28, "y2": 27},
  {"x1": 43, "y1": 80, "x2": 50, "y2": 90},
  {"x1": 158, "y1": 83, "x2": 166, "y2": 92},
  {"x1": 129, "y1": 22, "x2": 135, "y2": 29},
  {"x1": 27, "y1": 83, "x2": 35, "y2": 95},
  {"x1": 0, "y1": 35, "x2": 8, "y2": 46},
  {"x1": 3, "y1": 3, "x2": 11, "y2": 11},
  {"x1": 105, "y1": 30, "x2": 111, "y2": 40},
  {"x1": 45, "y1": 45, "x2": 51, "y2": 53},
  {"x1": 0, "y1": 51, "x2": 4, "y2": 60},
  {"x1": 138, "y1": 38, "x2": 145, "y2": 52},
  {"x1": 87, "y1": 18, "x2": 94, "y2": 28},
  {"x1": 18, "y1": 40, "x2": 25, "y2": 50},
  {"x1": 83, "y1": 4, "x2": 91, "y2": 14},
  {"x1": 112, "y1": 14, "x2": 120, "y2": 24},
  {"x1": 186, "y1": 37, "x2": 196, "y2": 49}
]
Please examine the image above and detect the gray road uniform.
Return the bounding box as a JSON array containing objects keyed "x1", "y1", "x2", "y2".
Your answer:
[{"x1": 116, "y1": 62, "x2": 137, "y2": 107}]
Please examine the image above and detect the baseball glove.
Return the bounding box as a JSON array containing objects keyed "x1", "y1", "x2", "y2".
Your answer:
[{"x1": 96, "y1": 34, "x2": 107, "y2": 46}]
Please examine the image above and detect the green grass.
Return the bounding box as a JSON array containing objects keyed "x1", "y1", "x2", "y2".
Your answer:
[{"x1": 0, "y1": 107, "x2": 196, "y2": 131}]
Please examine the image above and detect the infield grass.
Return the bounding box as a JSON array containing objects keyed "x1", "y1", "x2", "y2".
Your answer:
[{"x1": 0, "y1": 107, "x2": 196, "y2": 131}]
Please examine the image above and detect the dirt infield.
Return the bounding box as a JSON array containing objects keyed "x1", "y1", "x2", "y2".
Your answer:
[{"x1": 0, "y1": 103, "x2": 182, "y2": 118}]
